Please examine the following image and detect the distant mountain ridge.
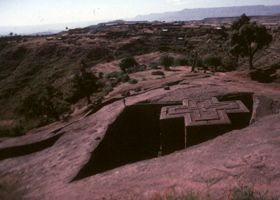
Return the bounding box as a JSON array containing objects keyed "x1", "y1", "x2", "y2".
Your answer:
[{"x1": 133, "y1": 5, "x2": 280, "y2": 21}]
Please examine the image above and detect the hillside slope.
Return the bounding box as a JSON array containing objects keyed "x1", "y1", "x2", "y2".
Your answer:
[{"x1": 0, "y1": 19, "x2": 279, "y2": 135}]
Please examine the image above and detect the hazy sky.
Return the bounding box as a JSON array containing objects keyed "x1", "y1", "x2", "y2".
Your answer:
[{"x1": 0, "y1": 0, "x2": 279, "y2": 27}]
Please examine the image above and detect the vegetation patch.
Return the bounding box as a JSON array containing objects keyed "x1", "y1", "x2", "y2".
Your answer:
[
  {"x1": 160, "y1": 54, "x2": 174, "y2": 70},
  {"x1": 119, "y1": 56, "x2": 144, "y2": 73},
  {"x1": 17, "y1": 86, "x2": 71, "y2": 128},
  {"x1": 0, "y1": 123, "x2": 25, "y2": 137},
  {"x1": 174, "y1": 57, "x2": 189, "y2": 66},
  {"x1": 105, "y1": 71, "x2": 131, "y2": 86},
  {"x1": 228, "y1": 14, "x2": 272, "y2": 70},
  {"x1": 128, "y1": 79, "x2": 138, "y2": 84}
]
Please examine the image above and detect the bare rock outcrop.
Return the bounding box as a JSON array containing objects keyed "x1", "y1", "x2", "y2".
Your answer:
[{"x1": 0, "y1": 72, "x2": 279, "y2": 200}]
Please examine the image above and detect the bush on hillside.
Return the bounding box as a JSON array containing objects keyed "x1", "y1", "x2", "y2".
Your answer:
[
  {"x1": 160, "y1": 54, "x2": 174, "y2": 70},
  {"x1": 174, "y1": 57, "x2": 189, "y2": 66},
  {"x1": 18, "y1": 86, "x2": 70, "y2": 123},
  {"x1": 119, "y1": 57, "x2": 138, "y2": 72},
  {"x1": 72, "y1": 62, "x2": 99, "y2": 104},
  {"x1": 0, "y1": 123, "x2": 25, "y2": 137},
  {"x1": 203, "y1": 55, "x2": 222, "y2": 68},
  {"x1": 128, "y1": 79, "x2": 138, "y2": 84},
  {"x1": 105, "y1": 71, "x2": 131, "y2": 86},
  {"x1": 149, "y1": 62, "x2": 159, "y2": 69}
]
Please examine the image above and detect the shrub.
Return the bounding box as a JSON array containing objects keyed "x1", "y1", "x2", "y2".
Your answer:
[
  {"x1": 121, "y1": 91, "x2": 131, "y2": 97},
  {"x1": 0, "y1": 123, "x2": 25, "y2": 137},
  {"x1": 119, "y1": 57, "x2": 138, "y2": 72},
  {"x1": 175, "y1": 57, "x2": 189, "y2": 66},
  {"x1": 189, "y1": 54, "x2": 205, "y2": 72},
  {"x1": 72, "y1": 62, "x2": 98, "y2": 104},
  {"x1": 160, "y1": 54, "x2": 174, "y2": 70},
  {"x1": 18, "y1": 86, "x2": 70, "y2": 123},
  {"x1": 196, "y1": 57, "x2": 205, "y2": 68},
  {"x1": 120, "y1": 73, "x2": 130, "y2": 82},
  {"x1": 221, "y1": 57, "x2": 238, "y2": 71},
  {"x1": 106, "y1": 71, "x2": 131, "y2": 85},
  {"x1": 103, "y1": 85, "x2": 113, "y2": 94},
  {"x1": 110, "y1": 79, "x2": 119, "y2": 87},
  {"x1": 128, "y1": 79, "x2": 138, "y2": 84},
  {"x1": 136, "y1": 64, "x2": 147, "y2": 72},
  {"x1": 105, "y1": 71, "x2": 122, "y2": 79},
  {"x1": 203, "y1": 55, "x2": 222, "y2": 68},
  {"x1": 150, "y1": 62, "x2": 159, "y2": 69},
  {"x1": 96, "y1": 79, "x2": 105, "y2": 89}
]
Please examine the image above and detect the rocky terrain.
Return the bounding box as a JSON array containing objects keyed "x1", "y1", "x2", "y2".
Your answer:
[
  {"x1": 0, "y1": 17, "x2": 280, "y2": 199},
  {"x1": 0, "y1": 70, "x2": 279, "y2": 200}
]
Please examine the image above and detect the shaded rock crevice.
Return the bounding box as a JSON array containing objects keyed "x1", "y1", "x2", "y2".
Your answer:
[
  {"x1": 0, "y1": 133, "x2": 64, "y2": 161},
  {"x1": 72, "y1": 103, "x2": 179, "y2": 181}
]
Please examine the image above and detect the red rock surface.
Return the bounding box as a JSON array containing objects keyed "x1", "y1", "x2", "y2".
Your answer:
[{"x1": 0, "y1": 72, "x2": 279, "y2": 200}]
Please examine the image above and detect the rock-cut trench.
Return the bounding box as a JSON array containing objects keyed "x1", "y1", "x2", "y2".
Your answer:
[{"x1": 72, "y1": 93, "x2": 253, "y2": 181}]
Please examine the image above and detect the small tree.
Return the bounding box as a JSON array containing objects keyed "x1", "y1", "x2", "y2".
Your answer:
[
  {"x1": 189, "y1": 50, "x2": 199, "y2": 72},
  {"x1": 119, "y1": 57, "x2": 138, "y2": 72},
  {"x1": 228, "y1": 14, "x2": 272, "y2": 70},
  {"x1": 73, "y1": 61, "x2": 98, "y2": 104},
  {"x1": 160, "y1": 54, "x2": 174, "y2": 70}
]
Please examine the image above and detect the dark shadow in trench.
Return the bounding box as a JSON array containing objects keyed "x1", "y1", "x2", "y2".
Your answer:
[
  {"x1": 0, "y1": 133, "x2": 64, "y2": 161},
  {"x1": 72, "y1": 103, "x2": 179, "y2": 181},
  {"x1": 72, "y1": 92, "x2": 253, "y2": 181}
]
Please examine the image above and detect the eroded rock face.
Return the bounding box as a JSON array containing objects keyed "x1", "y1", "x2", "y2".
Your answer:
[{"x1": 0, "y1": 73, "x2": 279, "y2": 200}]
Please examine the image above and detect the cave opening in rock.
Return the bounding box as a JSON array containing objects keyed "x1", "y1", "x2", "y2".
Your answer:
[{"x1": 73, "y1": 93, "x2": 253, "y2": 181}]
